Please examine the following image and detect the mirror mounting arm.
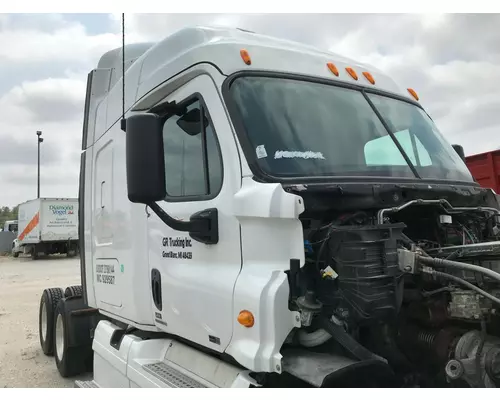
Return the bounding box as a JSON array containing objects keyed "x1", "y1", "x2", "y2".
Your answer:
[
  {"x1": 148, "y1": 202, "x2": 194, "y2": 231},
  {"x1": 147, "y1": 202, "x2": 219, "y2": 245}
]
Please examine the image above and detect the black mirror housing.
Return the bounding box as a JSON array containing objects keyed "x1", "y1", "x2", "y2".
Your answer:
[
  {"x1": 126, "y1": 113, "x2": 166, "y2": 204},
  {"x1": 452, "y1": 144, "x2": 466, "y2": 162},
  {"x1": 176, "y1": 107, "x2": 209, "y2": 136}
]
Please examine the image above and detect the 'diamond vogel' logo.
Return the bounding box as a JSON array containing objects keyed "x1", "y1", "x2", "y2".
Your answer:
[{"x1": 49, "y1": 204, "x2": 74, "y2": 216}]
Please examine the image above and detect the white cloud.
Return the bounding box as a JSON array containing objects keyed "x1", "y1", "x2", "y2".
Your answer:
[
  {"x1": 0, "y1": 76, "x2": 84, "y2": 206},
  {"x1": 0, "y1": 23, "x2": 120, "y2": 65},
  {"x1": 5, "y1": 78, "x2": 86, "y2": 123}
]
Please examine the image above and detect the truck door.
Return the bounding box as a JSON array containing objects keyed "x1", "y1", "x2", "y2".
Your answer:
[{"x1": 147, "y1": 74, "x2": 242, "y2": 352}]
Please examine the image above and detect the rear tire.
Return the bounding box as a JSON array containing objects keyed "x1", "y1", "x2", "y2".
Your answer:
[
  {"x1": 64, "y1": 285, "x2": 83, "y2": 298},
  {"x1": 54, "y1": 297, "x2": 93, "y2": 378},
  {"x1": 67, "y1": 244, "x2": 78, "y2": 258},
  {"x1": 39, "y1": 288, "x2": 64, "y2": 356},
  {"x1": 12, "y1": 252, "x2": 19, "y2": 258}
]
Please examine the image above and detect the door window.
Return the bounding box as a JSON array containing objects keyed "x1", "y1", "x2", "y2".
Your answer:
[{"x1": 162, "y1": 98, "x2": 223, "y2": 199}]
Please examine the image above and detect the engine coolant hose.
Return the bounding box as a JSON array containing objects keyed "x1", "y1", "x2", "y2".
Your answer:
[
  {"x1": 418, "y1": 256, "x2": 500, "y2": 284},
  {"x1": 318, "y1": 317, "x2": 387, "y2": 363}
]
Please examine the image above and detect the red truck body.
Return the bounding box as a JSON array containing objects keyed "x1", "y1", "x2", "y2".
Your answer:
[{"x1": 465, "y1": 149, "x2": 500, "y2": 193}]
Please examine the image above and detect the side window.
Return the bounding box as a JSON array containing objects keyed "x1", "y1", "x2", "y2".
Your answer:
[
  {"x1": 162, "y1": 98, "x2": 223, "y2": 198},
  {"x1": 364, "y1": 129, "x2": 432, "y2": 167}
]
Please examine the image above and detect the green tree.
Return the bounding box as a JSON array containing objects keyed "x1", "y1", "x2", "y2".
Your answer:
[{"x1": 0, "y1": 205, "x2": 19, "y2": 229}]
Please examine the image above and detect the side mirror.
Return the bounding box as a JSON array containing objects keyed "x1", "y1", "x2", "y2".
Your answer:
[
  {"x1": 452, "y1": 144, "x2": 466, "y2": 162},
  {"x1": 176, "y1": 108, "x2": 208, "y2": 136},
  {"x1": 126, "y1": 113, "x2": 166, "y2": 204},
  {"x1": 124, "y1": 112, "x2": 219, "y2": 245}
]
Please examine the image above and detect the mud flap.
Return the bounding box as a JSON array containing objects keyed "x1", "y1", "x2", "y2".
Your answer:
[{"x1": 281, "y1": 348, "x2": 395, "y2": 388}]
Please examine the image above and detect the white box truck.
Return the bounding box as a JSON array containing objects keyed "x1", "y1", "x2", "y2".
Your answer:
[{"x1": 12, "y1": 198, "x2": 79, "y2": 259}]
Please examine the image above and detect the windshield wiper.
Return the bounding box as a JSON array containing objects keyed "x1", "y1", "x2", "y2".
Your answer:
[{"x1": 363, "y1": 93, "x2": 421, "y2": 179}]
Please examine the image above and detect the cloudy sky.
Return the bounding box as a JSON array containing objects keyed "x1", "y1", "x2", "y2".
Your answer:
[{"x1": 1, "y1": 13, "x2": 499, "y2": 207}]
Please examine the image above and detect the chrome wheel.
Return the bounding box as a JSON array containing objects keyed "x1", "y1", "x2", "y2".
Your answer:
[
  {"x1": 55, "y1": 313, "x2": 64, "y2": 360},
  {"x1": 41, "y1": 301, "x2": 47, "y2": 343}
]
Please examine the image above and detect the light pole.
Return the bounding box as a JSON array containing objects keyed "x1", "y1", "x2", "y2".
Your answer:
[{"x1": 37, "y1": 131, "x2": 43, "y2": 198}]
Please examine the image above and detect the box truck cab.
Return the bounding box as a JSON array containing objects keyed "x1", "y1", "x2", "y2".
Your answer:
[{"x1": 38, "y1": 26, "x2": 500, "y2": 388}]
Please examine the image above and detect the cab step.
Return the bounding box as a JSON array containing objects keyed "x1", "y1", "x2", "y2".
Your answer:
[
  {"x1": 75, "y1": 380, "x2": 100, "y2": 388},
  {"x1": 142, "y1": 362, "x2": 209, "y2": 388},
  {"x1": 91, "y1": 321, "x2": 257, "y2": 388}
]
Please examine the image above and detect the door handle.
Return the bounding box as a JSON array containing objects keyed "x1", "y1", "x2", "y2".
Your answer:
[
  {"x1": 100, "y1": 181, "x2": 105, "y2": 209},
  {"x1": 151, "y1": 269, "x2": 162, "y2": 311}
]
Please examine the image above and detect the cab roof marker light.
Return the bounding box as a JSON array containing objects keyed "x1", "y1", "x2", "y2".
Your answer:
[
  {"x1": 345, "y1": 67, "x2": 358, "y2": 81},
  {"x1": 407, "y1": 88, "x2": 419, "y2": 101},
  {"x1": 327, "y1": 62, "x2": 339, "y2": 77},
  {"x1": 240, "y1": 49, "x2": 252, "y2": 65},
  {"x1": 362, "y1": 71, "x2": 375, "y2": 85}
]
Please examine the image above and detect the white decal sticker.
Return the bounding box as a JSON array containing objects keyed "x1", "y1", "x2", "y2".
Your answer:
[
  {"x1": 96, "y1": 263, "x2": 116, "y2": 285},
  {"x1": 256, "y1": 145, "x2": 268, "y2": 159},
  {"x1": 274, "y1": 150, "x2": 325, "y2": 160}
]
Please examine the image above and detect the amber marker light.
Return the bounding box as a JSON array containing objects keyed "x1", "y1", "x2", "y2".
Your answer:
[
  {"x1": 327, "y1": 62, "x2": 339, "y2": 77},
  {"x1": 407, "y1": 88, "x2": 419, "y2": 101},
  {"x1": 345, "y1": 67, "x2": 358, "y2": 80},
  {"x1": 240, "y1": 49, "x2": 252, "y2": 65},
  {"x1": 237, "y1": 310, "x2": 255, "y2": 327},
  {"x1": 362, "y1": 71, "x2": 375, "y2": 85}
]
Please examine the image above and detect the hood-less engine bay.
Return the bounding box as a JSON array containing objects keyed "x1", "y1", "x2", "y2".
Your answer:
[{"x1": 281, "y1": 184, "x2": 500, "y2": 388}]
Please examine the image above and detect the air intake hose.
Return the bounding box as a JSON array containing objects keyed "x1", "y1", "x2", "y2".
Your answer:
[{"x1": 318, "y1": 316, "x2": 387, "y2": 363}]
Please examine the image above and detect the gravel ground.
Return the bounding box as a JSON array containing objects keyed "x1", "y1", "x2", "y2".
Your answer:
[{"x1": 0, "y1": 255, "x2": 83, "y2": 388}]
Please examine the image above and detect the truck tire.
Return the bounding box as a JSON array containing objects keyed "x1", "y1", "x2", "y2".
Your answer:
[
  {"x1": 12, "y1": 241, "x2": 19, "y2": 258},
  {"x1": 54, "y1": 297, "x2": 93, "y2": 378},
  {"x1": 39, "y1": 287, "x2": 64, "y2": 356},
  {"x1": 64, "y1": 285, "x2": 83, "y2": 298},
  {"x1": 67, "y1": 243, "x2": 78, "y2": 258}
]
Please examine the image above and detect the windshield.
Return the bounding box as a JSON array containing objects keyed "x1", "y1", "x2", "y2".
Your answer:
[{"x1": 228, "y1": 76, "x2": 474, "y2": 182}]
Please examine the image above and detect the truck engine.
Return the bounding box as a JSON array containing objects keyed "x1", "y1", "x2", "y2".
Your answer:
[{"x1": 286, "y1": 185, "x2": 500, "y2": 388}]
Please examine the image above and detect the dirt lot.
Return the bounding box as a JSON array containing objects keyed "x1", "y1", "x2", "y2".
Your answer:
[{"x1": 0, "y1": 255, "x2": 82, "y2": 388}]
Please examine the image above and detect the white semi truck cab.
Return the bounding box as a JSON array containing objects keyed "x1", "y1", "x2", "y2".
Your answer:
[
  {"x1": 38, "y1": 26, "x2": 500, "y2": 388},
  {"x1": 3, "y1": 220, "x2": 17, "y2": 233}
]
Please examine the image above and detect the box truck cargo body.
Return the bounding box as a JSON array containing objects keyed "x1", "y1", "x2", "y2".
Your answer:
[
  {"x1": 12, "y1": 198, "x2": 79, "y2": 259},
  {"x1": 465, "y1": 149, "x2": 500, "y2": 204},
  {"x1": 465, "y1": 149, "x2": 500, "y2": 194}
]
